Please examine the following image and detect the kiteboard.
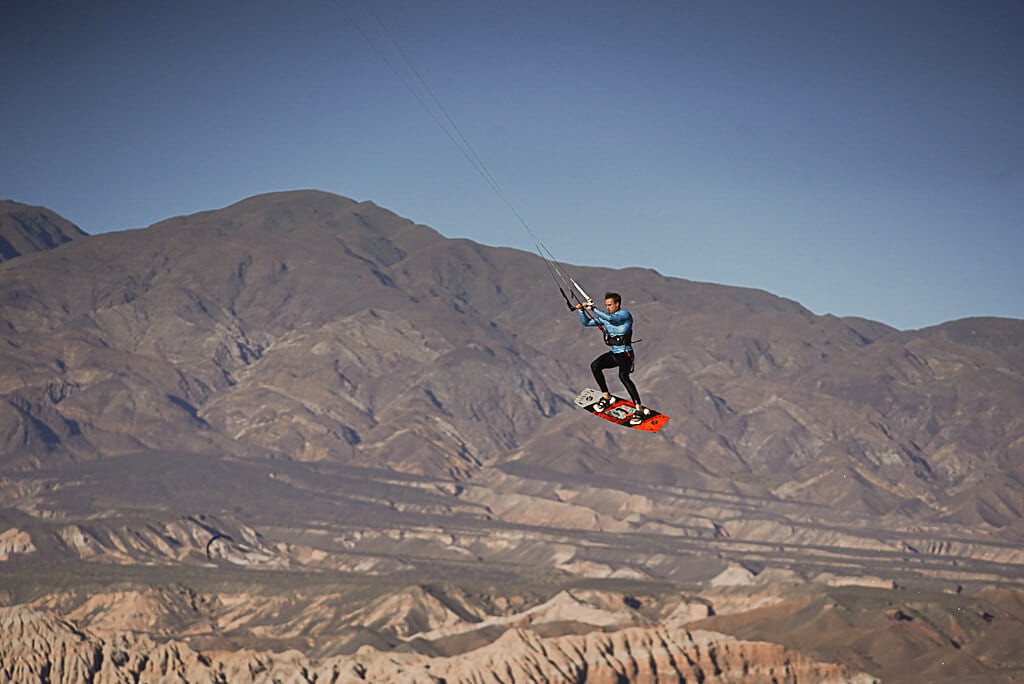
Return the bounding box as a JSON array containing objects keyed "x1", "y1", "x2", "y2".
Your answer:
[{"x1": 574, "y1": 387, "x2": 669, "y2": 433}]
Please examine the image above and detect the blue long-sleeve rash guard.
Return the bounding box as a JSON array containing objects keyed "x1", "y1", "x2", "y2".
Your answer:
[{"x1": 580, "y1": 307, "x2": 634, "y2": 354}]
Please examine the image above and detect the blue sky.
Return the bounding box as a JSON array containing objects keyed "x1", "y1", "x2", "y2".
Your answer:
[{"x1": 2, "y1": 1, "x2": 1022, "y2": 330}]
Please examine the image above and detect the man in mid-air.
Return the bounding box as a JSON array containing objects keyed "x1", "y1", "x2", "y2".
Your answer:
[{"x1": 577, "y1": 292, "x2": 651, "y2": 425}]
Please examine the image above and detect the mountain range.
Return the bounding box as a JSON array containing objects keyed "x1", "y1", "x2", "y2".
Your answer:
[{"x1": 1, "y1": 190, "x2": 1022, "y2": 682}]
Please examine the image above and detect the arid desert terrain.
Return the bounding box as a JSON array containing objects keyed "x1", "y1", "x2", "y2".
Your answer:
[{"x1": 1, "y1": 192, "x2": 1022, "y2": 682}]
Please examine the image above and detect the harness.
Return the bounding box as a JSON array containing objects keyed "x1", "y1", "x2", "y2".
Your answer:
[{"x1": 602, "y1": 329, "x2": 633, "y2": 347}]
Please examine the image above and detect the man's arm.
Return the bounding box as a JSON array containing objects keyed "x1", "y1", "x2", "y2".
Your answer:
[
  {"x1": 589, "y1": 308, "x2": 630, "y2": 325},
  {"x1": 578, "y1": 309, "x2": 599, "y2": 327}
]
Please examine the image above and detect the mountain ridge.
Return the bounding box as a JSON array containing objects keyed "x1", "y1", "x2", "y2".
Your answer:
[
  {"x1": 2, "y1": 190, "x2": 1021, "y2": 515},
  {"x1": 0, "y1": 199, "x2": 87, "y2": 263}
]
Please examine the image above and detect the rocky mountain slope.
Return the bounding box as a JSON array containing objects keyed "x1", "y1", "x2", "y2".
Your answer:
[
  {"x1": 1, "y1": 190, "x2": 1023, "y2": 682},
  {"x1": 0, "y1": 200, "x2": 87, "y2": 262}
]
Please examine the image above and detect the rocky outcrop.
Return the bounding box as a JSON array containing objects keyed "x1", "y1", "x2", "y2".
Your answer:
[
  {"x1": 0, "y1": 528, "x2": 34, "y2": 560},
  {"x1": 0, "y1": 606, "x2": 874, "y2": 683},
  {"x1": 0, "y1": 608, "x2": 223, "y2": 684}
]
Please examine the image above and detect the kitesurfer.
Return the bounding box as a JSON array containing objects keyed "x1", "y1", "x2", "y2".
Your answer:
[{"x1": 577, "y1": 292, "x2": 652, "y2": 425}]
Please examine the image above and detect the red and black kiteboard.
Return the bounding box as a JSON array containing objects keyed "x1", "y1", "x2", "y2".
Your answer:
[{"x1": 573, "y1": 387, "x2": 669, "y2": 433}]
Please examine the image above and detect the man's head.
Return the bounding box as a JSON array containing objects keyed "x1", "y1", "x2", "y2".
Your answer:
[{"x1": 604, "y1": 291, "x2": 621, "y2": 313}]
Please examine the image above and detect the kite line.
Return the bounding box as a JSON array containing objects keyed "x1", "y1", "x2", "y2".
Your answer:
[{"x1": 330, "y1": 0, "x2": 595, "y2": 312}]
